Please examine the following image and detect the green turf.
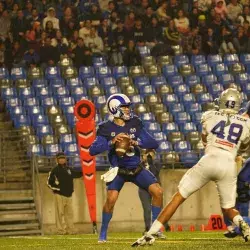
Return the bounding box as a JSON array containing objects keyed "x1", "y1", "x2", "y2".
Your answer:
[{"x1": 0, "y1": 232, "x2": 249, "y2": 250}]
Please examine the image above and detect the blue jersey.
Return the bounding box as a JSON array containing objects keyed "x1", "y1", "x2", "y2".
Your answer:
[{"x1": 89, "y1": 116, "x2": 159, "y2": 169}]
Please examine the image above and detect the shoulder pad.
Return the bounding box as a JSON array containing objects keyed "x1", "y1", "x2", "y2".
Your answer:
[{"x1": 96, "y1": 120, "x2": 112, "y2": 137}]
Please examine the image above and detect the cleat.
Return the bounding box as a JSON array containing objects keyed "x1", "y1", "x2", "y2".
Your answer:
[
  {"x1": 224, "y1": 230, "x2": 238, "y2": 238},
  {"x1": 98, "y1": 240, "x2": 107, "y2": 243},
  {"x1": 239, "y1": 220, "x2": 250, "y2": 242},
  {"x1": 152, "y1": 231, "x2": 166, "y2": 239},
  {"x1": 131, "y1": 234, "x2": 155, "y2": 247}
]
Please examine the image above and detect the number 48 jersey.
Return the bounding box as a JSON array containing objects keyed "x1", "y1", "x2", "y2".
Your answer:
[{"x1": 201, "y1": 110, "x2": 250, "y2": 157}]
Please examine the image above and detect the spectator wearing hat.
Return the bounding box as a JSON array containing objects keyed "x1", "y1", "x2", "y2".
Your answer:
[
  {"x1": 43, "y1": 7, "x2": 59, "y2": 30},
  {"x1": 198, "y1": 15, "x2": 208, "y2": 37},
  {"x1": 47, "y1": 152, "x2": 83, "y2": 235}
]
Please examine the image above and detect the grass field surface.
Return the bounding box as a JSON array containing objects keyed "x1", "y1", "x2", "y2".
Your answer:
[{"x1": 0, "y1": 232, "x2": 249, "y2": 250}]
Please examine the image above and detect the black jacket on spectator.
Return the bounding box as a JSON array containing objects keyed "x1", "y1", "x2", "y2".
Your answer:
[
  {"x1": 72, "y1": 45, "x2": 92, "y2": 68},
  {"x1": 145, "y1": 23, "x2": 163, "y2": 42},
  {"x1": 113, "y1": 27, "x2": 129, "y2": 45},
  {"x1": 131, "y1": 26, "x2": 146, "y2": 43},
  {"x1": 11, "y1": 17, "x2": 29, "y2": 40},
  {"x1": 123, "y1": 47, "x2": 141, "y2": 67},
  {"x1": 40, "y1": 44, "x2": 60, "y2": 64},
  {"x1": 47, "y1": 164, "x2": 82, "y2": 197}
]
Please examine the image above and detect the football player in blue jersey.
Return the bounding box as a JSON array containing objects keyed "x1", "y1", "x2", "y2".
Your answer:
[{"x1": 89, "y1": 94, "x2": 163, "y2": 243}]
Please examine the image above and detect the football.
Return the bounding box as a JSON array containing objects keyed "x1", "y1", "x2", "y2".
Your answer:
[{"x1": 115, "y1": 136, "x2": 131, "y2": 157}]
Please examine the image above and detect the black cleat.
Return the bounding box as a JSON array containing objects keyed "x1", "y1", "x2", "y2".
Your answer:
[
  {"x1": 224, "y1": 230, "x2": 238, "y2": 238},
  {"x1": 131, "y1": 234, "x2": 155, "y2": 247}
]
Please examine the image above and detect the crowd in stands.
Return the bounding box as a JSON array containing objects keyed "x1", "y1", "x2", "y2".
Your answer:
[{"x1": 0, "y1": 0, "x2": 249, "y2": 70}]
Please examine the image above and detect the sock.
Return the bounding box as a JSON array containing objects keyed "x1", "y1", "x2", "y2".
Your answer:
[
  {"x1": 99, "y1": 212, "x2": 112, "y2": 240},
  {"x1": 224, "y1": 216, "x2": 232, "y2": 227},
  {"x1": 151, "y1": 205, "x2": 161, "y2": 224},
  {"x1": 148, "y1": 220, "x2": 164, "y2": 235},
  {"x1": 233, "y1": 215, "x2": 244, "y2": 227}
]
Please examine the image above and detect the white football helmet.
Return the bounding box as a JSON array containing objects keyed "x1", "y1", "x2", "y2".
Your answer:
[
  {"x1": 219, "y1": 88, "x2": 242, "y2": 114},
  {"x1": 107, "y1": 94, "x2": 133, "y2": 120}
]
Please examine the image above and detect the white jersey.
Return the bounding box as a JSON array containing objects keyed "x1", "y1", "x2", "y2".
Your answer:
[{"x1": 201, "y1": 110, "x2": 250, "y2": 158}]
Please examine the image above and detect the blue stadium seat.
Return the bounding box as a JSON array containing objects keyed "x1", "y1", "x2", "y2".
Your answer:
[
  {"x1": 13, "y1": 114, "x2": 31, "y2": 128},
  {"x1": 179, "y1": 122, "x2": 197, "y2": 134},
  {"x1": 0, "y1": 67, "x2": 9, "y2": 79},
  {"x1": 174, "y1": 84, "x2": 190, "y2": 97},
  {"x1": 23, "y1": 97, "x2": 40, "y2": 107},
  {"x1": 70, "y1": 86, "x2": 87, "y2": 101},
  {"x1": 32, "y1": 114, "x2": 49, "y2": 127},
  {"x1": 191, "y1": 55, "x2": 206, "y2": 66},
  {"x1": 241, "y1": 83, "x2": 250, "y2": 95},
  {"x1": 157, "y1": 141, "x2": 172, "y2": 153},
  {"x1": 213, "y1": 63, "x2": 229, "y2": 76},
  {"x1": 180, "y1": 151, "x2": 199, "y2": 168},
  {"x1": 95, "y1": 66, "x2": 112, "y2": 79},
  {"x1": 174, "y1": 140, "x2": 191, "y2": 152},
  {"x1": 62, "y1": 105, "x2": 74, "y2": 116},
  {"x1": 45, "y1": 144, "x2": 62, "y2": 156},
  {"x1": 151, "y1": 75, "x2": 167, "y2": 87},
  {"x1": 246, "y1": 65, "x2": 250, "y2": 74},
  {"x1": 45, "y1": 67, "x2": 61, "y2": 80},
  {"x1": 208, "y1": 83, "x2": 224, "y2": 98},
  {"x1": 137, "y1": 46, "x2": 150, "y2": 57},
  {"x1": 207, "y1": 54, "x2": 222, "y2": 66},
  {"x1": 66, "y1": 114, "x2": 76, "y2": 128},
  {"x1": 167, "y1": 75, "x2": 183, "y2": 87},
  {"x1": 66, "y1": 77, "x2": 82, "y2": 88},
  {"x1": 218, "y1": 73, "x2": 234, "y2": 86},
  {"x1": 60, "y1": 134, "x2": 76, "y2": 146},
  {"x1": 162, "y1": 94, "x2": 179, "y2": 105},
  {"x1": 224, "y1": 54, "x2": 239, "y2": 65},
  {"x1": 32, "y1": 79, "x2": 48, "y2": 89},
  {"x1": 139, "y1": 85, "x2": 156, "y2": 97},
  {"x1": 185, "y1": 103, "x2": 202, "y2": 114},
  {"x1": 195, "y1": 64, "x2": 212, "y2": 76},
  {"x1": 11, "y1": 67, "x2": 26, "y2": 80},
  {"x1": 18, "y1": 87, "x2": 35, "y2": 100},
  {"x1": 95, "y1": 114, "x2": 102, "y2": 123},
  {"x1": 58, "y1": 97, "x2": 75, "y2": 107},
  {"x1": 79, "y1": 66, "x2": 95, "y2": 79},
  {"x1": 144, "y1": 122, "x2": 161, "y2": 132},
  {"x1": 83, "y1": 77, "x2": 99, "y2": 89},
  {"x1": 152, "y1": 132, "x2": 167, "y2": 142},
  {"x1": 241, "y1": 92, "x2": 248, "y2": 102},
  {"x1": 235, "y1": 73, "x2": 249, "y2": 86},
  {"x1": 140, "y1": 113, "x2": 156, "y2": 123},
  {"x1": 196, "y1": 93, "x2": 213, "y2": 104},
  {"x1": 50, "y1": 78, "x2": 65, "y2": 88},
  {"x1": 134, "y1": 76, "x2": 150, "y2": 88},
  {"x1": 202, "y1": 74, "x2": 218, "y2": 87},
  {"x1": 179, "y1": 93, "x2": 196, "y2": 104},
  {"x1": 99, "y1": 77, "x2": 116, "y2": 87},
  {"x1": 27, "y1": 106, "x2": 45, "y2": 116},
  {"x1": 185, "y1": 75, "x2": 200, "y2": 86},
  {"x1": 5, "y1": 97, "x2": 22, "y2": 108},
  {"x1": 64, "y1": 143, "x2": 79, "y2": 156},
  {"x1": 113, "y1": 66, "x2": 128, "y2": 79},
  {"x1": 240, "y1": 54, "x2": 250, "y2": 66},
  {"x1": 168, "y1": 103, "x2": 184, "y2": 113},
  {"x1": 36, "y1": 125, "x2": 53, "y2": 139},
  {"x1": 131, "y1": 95, "x2": 144, "y2": 104},
  {"x1": 92, "y1": 57, "x2": 107, "y2": 67},
  {"x1": 105, "y1": 85, "x2": 120, "y2": 96},
  {"x1": 94, "y1": 95, "x2": 107, "y2": 108},
  {"x1": 9, "y1": 106, "x2": 26, "y2": 118},
  {"x1": 162, "y1": 65, "x2": 178, "y2": 77},
  {"x1": 174, "y1": 112, "x2": 191, "y2": 125},
  {"x1": 35, "y1": 86, "x2": 52, "y2": 99},
  {"x1": 191, "y1": 112, "x2": 203, "y2": 125},
  {"x1": 28, "y1": 144, "x2": 44, "y2": 156},
  {"x1": 174, "y1": 55, "x2": 189, "y2": 67},
  {"x1": 53, "y1": 86, "x2": 70, "y2": 99},
  {"x1": 1, "y1": 87, "x2": 17, "y2": 100},
  {"x1": 41, "y1": 97, "x2": 57, "y2": 107},
  {"x1": 68, "y1": 155, "x2": 82, "y2": 169},
  {"x1": 162, "y1": 122, "x2": 179, "y2": 134}
]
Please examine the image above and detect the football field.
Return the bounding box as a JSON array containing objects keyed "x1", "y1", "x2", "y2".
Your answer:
[{"x1": 0, "y1": 232, "x2": 249, "y2": 250}]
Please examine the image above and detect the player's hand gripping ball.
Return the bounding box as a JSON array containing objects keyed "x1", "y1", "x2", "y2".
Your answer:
[{"x1": 114, "y1": 134, "x2": 131, "y2": 157}]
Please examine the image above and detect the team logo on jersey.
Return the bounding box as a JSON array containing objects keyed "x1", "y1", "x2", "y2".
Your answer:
[
  {"x1": 111, "y1": 132, "x2": 116, "y2": 137},
  {"x1": 130, "y1": 128, "x2": 136, "y2": 133}
]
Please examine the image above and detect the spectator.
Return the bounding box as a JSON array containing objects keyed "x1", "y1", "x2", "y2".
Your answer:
[
  {"x1": 238, "y1": 5, "x2": 250, "y2": 25},
  {"x1": 63, "y1": 19, "x2": 78, "y2": 39},
  {"x1": 243, "y1": 20, "x2": 250, "y2": 37},
  {"x1": 214, "y1": 0, "x2": 228, "y2": 20},
  {"x1": 11, "y1": 10, "x2": 29, "y2": 41},
  {"x1": 122, "y1": 39, "x2": 141, "y2": 67},
  {"x1": 113, "y1": 20, "x2": 129, "y2": 46},
  {"x1": 103, "y1": 1, "x2": 116, "y2": 19},
  {"x1": 98, "y1": 18, "x2": 113, "y2": 47},
  {"x1": 23, "y1": 43, "x2": 40, "y2": 67},
  {"x1": 218, "y1": 26, "x2": 236, "y2": 54},
  {"x1": 118, "y1": 0, "x2": 136, "y2": 21},
  {"x1": 40, "y1": 37, "x2": 60, "y2": 68},
  {"x1": 47, "y1": 152, "x2": 82, "y2": 235},
  {"x1": 23, "y1": 0, "x2": 33, "y2": 20},
  {"x1": 174, "y1": 9, "x2": 190, "y2": 34},
  {"x1": 197, "y1": 0, "x2": 212, "y2": 13},
  {"x1": 71, "y1": 37, "x2": 92, "y2": 68},
  {"x1": 198, "y1": 15, "x2": 208, "y2": 37},
  {"x1": 35, "y1": 0, "x2": 54, "y2": 18},
  {"x1": 5, "y1": 0, "x2": 15, "y2": 11},
  {"x1": 86, "y1": 4, "x2": 102, "y2": 26},
  {"x1": 149, "y1": 0, "x2": 161, "y2": 11},
  {"x1": 84, "y1": 27, "x2": 104, "y2": 55},
  {"x1": 156, "y1": 2, "x2": 171, "y2": 23},
  {"x1": 108, "y1": 43, "x2": 124, "y2": 66},
  {"x1": 124, "y1": 11, "x2": 135, "y2": 32},
  {"x1": 131, "y1": 17, "x2": 146, "y2": 45},
  {"x1": 136, "y1": 0, "x2": 149, "y2": 17},
  {"x1": 43, "y1": 7, "x2": 60, "y2": 30},
  {"x1": 109, "y1": 11, "x2": 120, "y2": 30},
  {"x1": 145, "y1": 17, "x2": 163, "y2": 47},
  {"x1": 78, "y1": 0, "x2": 99, "y2": 14},
  {"x1": 142, "y1": 6, "x2": 156, "y2": 28},
  {"x1": 189, "y1": 8, "x2": 200, "y2": 28},
  {"x1": 166, "y1": 0, "x2": 181, "y2": 19},
  {"x1": 45, "y1": 21, "x2": 56, "y2": 38},
  {"x1": 227, "y1": 0, "x2": 242, "y2": 22},
  {"x1": 68, "y1": 30, "x2": 79, "y2": 53},
  {"x1": 10, "y1": 3, "x2": 19, "y2": 19},
  {"x1": 202, "y1": 27, "x2": 219, "y2": 54},
  {"x1": 0, "y1": 10, "x2": 11, "y2": 41},
  {"x1": 182, "y1": 27, "x2": 202, "y2": 55},
  {"x1": 51, "y1": 30, "x2": 69, "y2": 57},
  {"x1": 28, "y1": 8, "x2": 42, "y2": 27},
  {"x1": 79, "y1": 20, "x2": 92, "y2": 39},
  {"x1": 164, "y1": 19, "x2": 181, "y2": 46},
  {"x1": 210, "y1": 13, "x2": 223, "y2": 37},
  {"x1": 232, "y1": 26, "x2": 249, "y2": 53}
]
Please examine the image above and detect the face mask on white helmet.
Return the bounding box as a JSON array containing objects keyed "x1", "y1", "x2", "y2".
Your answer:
[{"x1": 107, "y1": 94, "x2": 133, "y2": 121}]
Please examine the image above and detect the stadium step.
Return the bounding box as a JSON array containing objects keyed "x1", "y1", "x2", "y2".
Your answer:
[
  {"x1": 0, "y1": 203, "x2": 36, "y2": 211},
  {"x1": 0, "y1": 189, "x2": 33, "y2": 199},
  {"x1": 0, "y1": 222, "x2": 40, "y2": 231},
  {"x1": 0, "y1": 229, "x2": 41, "y2": 236},
  {"x1": 0, "y1": 121, "x2": 13, "y2": 130},
  {"x1": 0, "y1": 182, "x2": 32, "y2": 190}
]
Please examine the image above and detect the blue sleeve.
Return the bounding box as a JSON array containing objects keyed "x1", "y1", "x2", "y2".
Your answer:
[
  {"x1": 238, "y1": 158, "x2": 250, "y2": 183},
  {"x1": 89, "y1": 135, "x2": 113, "y2": 156},
  {"x1": 137, "y1": 128, "x2": 159, "y2": 149}
]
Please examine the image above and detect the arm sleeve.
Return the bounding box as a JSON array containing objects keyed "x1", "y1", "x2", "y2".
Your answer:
[
  {"x1": 89, "y1": 135, "x2": 112, "y2": 156},
  {"x1": 71, "y1": 169, "x2": 83, "y2": 178},
  {"x1": 137, "y1": 128, "x2": 159, "y2": 149},
  {"x1": 47, "y1": 169, "x2": 60, "y2": 191}
]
